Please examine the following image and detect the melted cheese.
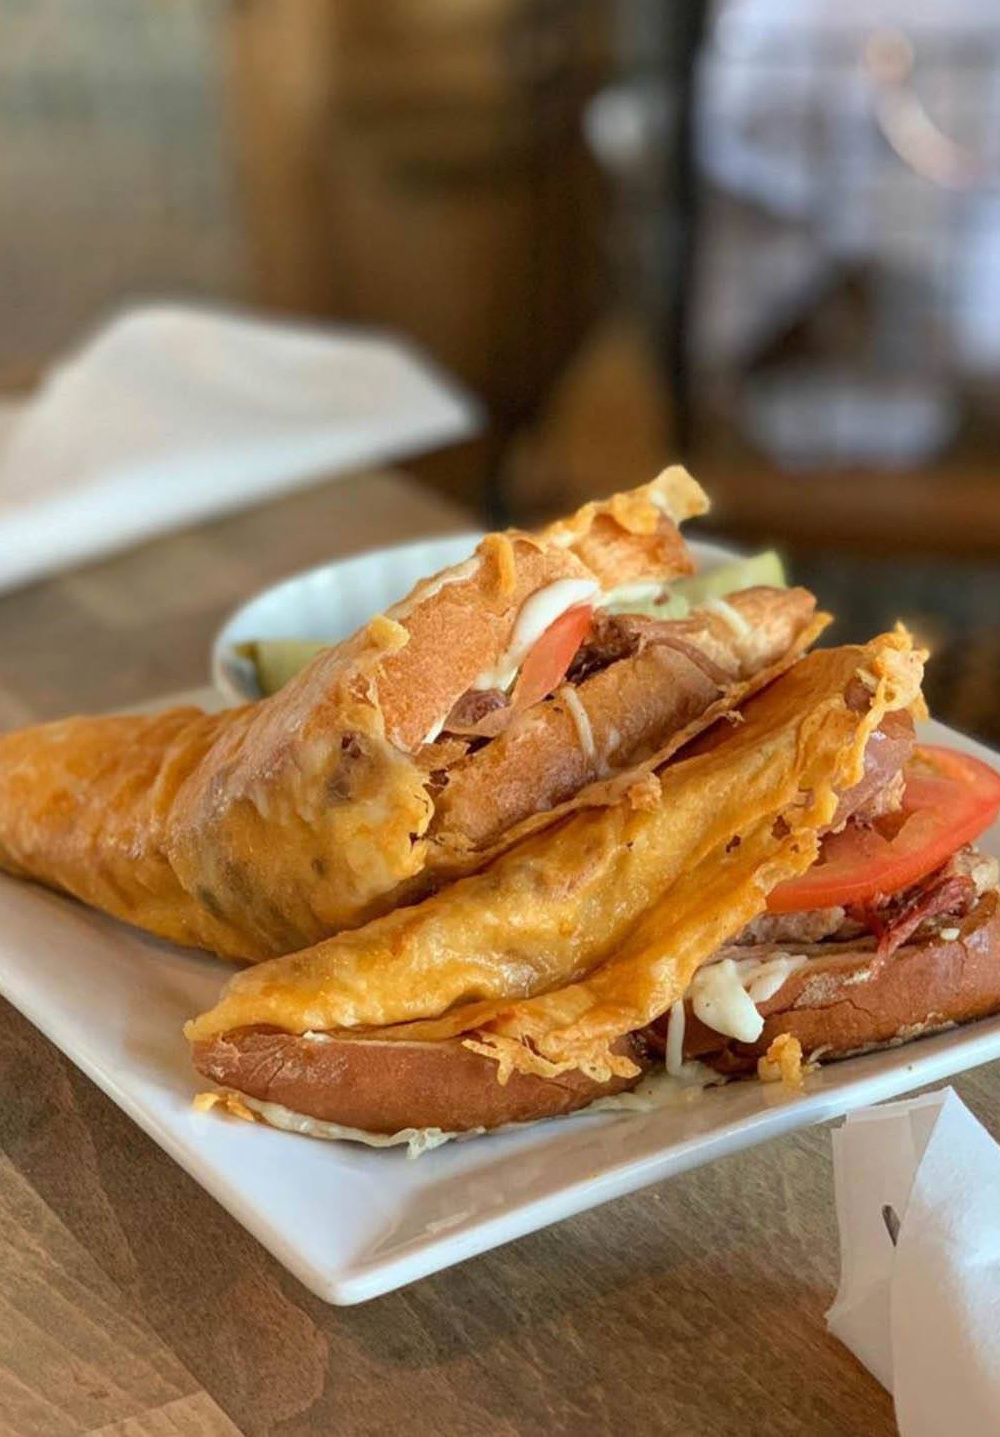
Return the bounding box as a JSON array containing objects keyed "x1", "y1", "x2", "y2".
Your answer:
[
  {"x1": 472, "y1": 578, "x2": 599, "y2": 691},
  {"x1": 690, "y1": 953, "x2": 807, "y2": 1043},
  {"x1": 648, "y1": 488, "x2": 680, "y2": 519},
  {"x1": 596, "y1": 580, "x2": 669, "y2": 611},
  {"x1": 228, "y1": 1065, "x2": 721, "y2": 1154},
  {"x1": 240, "y1": 1094, "x2": 460, "y2": 1156},
  {"x1": 539, "y1": 466, "x2": 707, "y2": 546}
]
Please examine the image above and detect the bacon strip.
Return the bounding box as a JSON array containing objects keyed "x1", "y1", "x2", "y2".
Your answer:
[{"x1": 865, "y1": 871, "x2": 977, "y2": 960}]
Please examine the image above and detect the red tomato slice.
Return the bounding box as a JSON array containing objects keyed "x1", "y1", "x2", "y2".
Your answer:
[
  {"x1": 512, "y1": 604, "x2": 593, "y2": 711},
  {"x1": 767, "y1": 744, "x2": 1000, "y2": 914}
]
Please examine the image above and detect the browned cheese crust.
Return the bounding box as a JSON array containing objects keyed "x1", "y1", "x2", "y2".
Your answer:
[
  {"x1": 683, "y1": 891, "x2": 1000, "y2": 1073},
  {"x1": 192, "y1": 1028, "x2": 650, "y2": 1133}
]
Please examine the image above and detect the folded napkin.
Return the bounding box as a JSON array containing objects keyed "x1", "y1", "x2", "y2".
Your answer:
[
  {"x1": 827, "y1": 1087, "x2": 1000, "y2": 1436},
  {"x1": 0, "y1": 304, "x2": 480, "y2": 595}
]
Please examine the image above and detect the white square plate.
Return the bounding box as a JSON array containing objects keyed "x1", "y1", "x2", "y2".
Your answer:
[
  {"x1": 3, "y1": 715, "x2": 998, "y2": 1304},
  {"x1": 3, "y1": 530, "x2": 999, "y2": 1304}
]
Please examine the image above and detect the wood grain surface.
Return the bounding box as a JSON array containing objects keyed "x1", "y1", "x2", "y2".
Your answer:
[{"x1": 0, "y1": 466, "x2": 990, "y2": 1437}]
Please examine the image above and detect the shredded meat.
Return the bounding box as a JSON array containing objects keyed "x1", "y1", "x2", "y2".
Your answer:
[
  {"x1": 443, "y1": 688, "x2": 509, "y2": 734},
  {"x1": 860, "y1": 872, "x2": 976, "y2": 958},
  {"x1": 830, "y1": 709, "x2": 914, "y2": 830},
  {"x1": 860, "y1": 845, "x2": 997, "y2": 956},
  {"x1": 567, "y1": 611, "x2": 731, "y2": 688},
  {"x1": 737, "y1": 905, "x2": 865, "y2": 946},
  {"x1": 567, "y1": 611, "x2": 639, "y2": 683}
]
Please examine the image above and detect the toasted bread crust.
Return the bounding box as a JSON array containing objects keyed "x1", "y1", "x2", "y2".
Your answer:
[
  {"x1": 432, "y1": 586, "x2": 818, "y2": 853},
  {"x1": 538, "y1": 465, "x2": 709, "y2": 584},
  {"x1": 682, "y1": 891, "x2": 1000, "y2": 1072},
  {"x1": 192, "y1": 1028, "x2": 650, "y2": 1134}
]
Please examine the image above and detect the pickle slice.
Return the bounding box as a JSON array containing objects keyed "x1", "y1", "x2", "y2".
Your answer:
[
  {"x1": 675, "y1": 549, "x2": 785, "y2": 608},
  {"x1": 236, "y1": 639, "x2": 327, "y2": 696}
]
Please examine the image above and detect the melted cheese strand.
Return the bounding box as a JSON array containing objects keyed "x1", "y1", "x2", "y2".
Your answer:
[
  {"x1": 689, "y1": 953, "x2": 807, "y2": 1043},
  {"x1": 559, "y1": 683, "x2": 596, "y2": 761}
]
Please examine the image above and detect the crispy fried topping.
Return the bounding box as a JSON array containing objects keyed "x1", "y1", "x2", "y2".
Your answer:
[
  {"x1": 757, "y1": 1033, "x2": 809, "y2": 1088},
  {"x1": 366, "y1": 614, "x2": 410, "y2": 651},
  {"x1": 193, "y1": 1089, "x2": 258, "y2": 1122},
  {"x1": 480, "y1": 533, "x2": 518, "y2": 597}
]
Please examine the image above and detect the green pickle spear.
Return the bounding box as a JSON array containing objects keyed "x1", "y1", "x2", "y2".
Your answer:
[
  {"x1": 236, "y1": 639, "x2": 327, "y2": 697},
  {"x1": 674, "y1": 548, "x2": 785, "y2": 608},
  {"x1": 605, "y1": 549, "x2": 786, "y2": 620}
]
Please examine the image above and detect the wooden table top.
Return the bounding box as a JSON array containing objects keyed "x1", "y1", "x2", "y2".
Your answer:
[{"x1": 2, "y1": 467, "x2": 993, "y2": 1437}]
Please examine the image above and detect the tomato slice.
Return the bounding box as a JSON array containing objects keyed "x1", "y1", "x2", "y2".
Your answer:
[
  {"x1": 511, "y1": 604, "x2": 593, "y2": 711},
  {"x1": 766, "y1": 744, "x2": 1000, "y2": 914}
]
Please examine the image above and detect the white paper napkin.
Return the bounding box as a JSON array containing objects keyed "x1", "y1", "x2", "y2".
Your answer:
[
  {"x1": 828, "y1": 1087, "x2": 1000, "y2": 1436},
  {"x1": 0, "y1": 304, "x2": 480, "y2": 594}
]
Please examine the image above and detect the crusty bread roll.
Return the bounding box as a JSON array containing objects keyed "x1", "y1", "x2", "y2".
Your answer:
[
  {"x1": 193, "y1": 1029, "x2": 652, "y2": 1134},
  {"x1": 0, "y1": 470, "x2": 703, "y2": 956}
]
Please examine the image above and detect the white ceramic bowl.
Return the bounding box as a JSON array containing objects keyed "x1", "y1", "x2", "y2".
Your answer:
[{"x1": 212, "y1": 533, "x2": 737, "y2": 704}]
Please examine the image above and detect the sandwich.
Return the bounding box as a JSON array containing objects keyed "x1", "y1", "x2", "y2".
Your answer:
[
  {"x1": 0, "y1": 467, "x2": 823, "y2": 960},
  {"x1": 185, "y1": 627, "x2": 1000, "y2": 1146}
]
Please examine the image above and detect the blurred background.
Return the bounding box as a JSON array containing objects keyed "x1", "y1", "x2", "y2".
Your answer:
[{"x1": 2, "y1": 0, "x2": 998, "y2": 740}]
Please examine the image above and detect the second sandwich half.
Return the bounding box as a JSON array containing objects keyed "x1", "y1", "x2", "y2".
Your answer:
[{"x1": 187, "y1": 630, "x2": 926, "y2": 1137}]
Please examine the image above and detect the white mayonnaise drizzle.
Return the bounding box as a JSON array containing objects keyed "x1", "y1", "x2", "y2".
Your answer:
[
  {"x1": 418, "y1": 576, "x2": 598, "y2": 743},
  {"x1": 665, "y1": 999, "x2": 686, "y2": 1076},
  {"x1": 689, "y1": 953, "x2": 807, "y2": 1043},
  {"x1": 559, "y1": 683, "x2": 596, "y2": 759},
  {"x1": 471, "y1": 578, "x2": 598, "y2": 692}
]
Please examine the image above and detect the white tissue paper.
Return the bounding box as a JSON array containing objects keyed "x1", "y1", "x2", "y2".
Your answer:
[
  {"x1": 0, "y1": 304, "x2": 480, "y2": 594},
  {"x1": 827, "y1": 1087, "x2": 1000, "y2": 1437}
]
